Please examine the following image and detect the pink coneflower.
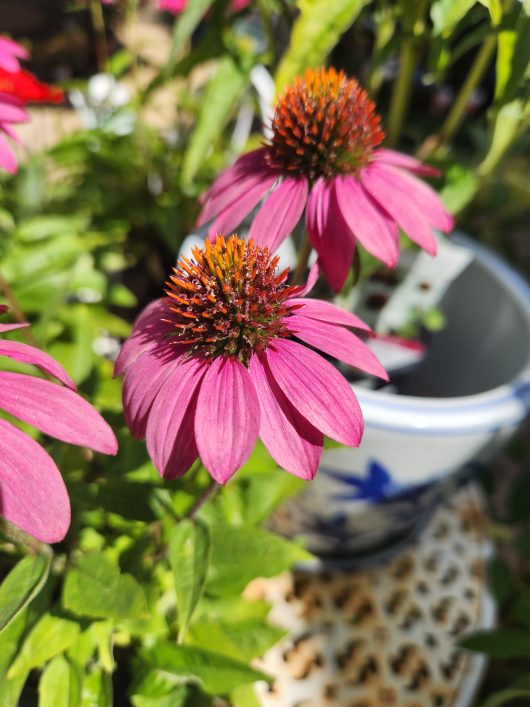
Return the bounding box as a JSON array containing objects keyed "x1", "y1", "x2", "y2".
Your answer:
[
  {"x1": 197, "y1": 68, "x2": 454, "y2": 292},
  {"x1": 116, "y1": 235, "x2": 387, "y2": 484},
  {"x1": 159, "y1": 0, "x2": 250, "y2": 14},
  {"x1": 0, "y1": 305, "x2": 118, "y2": 543},
  {"x1": 0, "y1": 37, "x2": 30, "y2": 173}
]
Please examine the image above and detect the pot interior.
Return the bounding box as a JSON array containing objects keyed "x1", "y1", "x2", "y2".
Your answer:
[{"x1": 395, "y1": 255, "x2": 530, "y2": 398}]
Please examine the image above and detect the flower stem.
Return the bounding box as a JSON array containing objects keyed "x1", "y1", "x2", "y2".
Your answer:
[
  {"x1": 416, "y1": 34, "x2": 497, "y2": 161},
  {"x1": 386, "y1": 36, "x2": 417, "y2": 146},
  {"x1": 0, "y1": 269, "x2": 40, "y2": 347},
  {"x1": 185, "y1": 480, "x2": 220, "y2": 519},
  {"x1": 1, "y1": 517, "x2": 49, "y2": 555},
  {"x1": 89, "y1": 0, "x2": 109, "y2": 73},
  {"x1": 291, "y1": 235, "x2": 313, "y2": 286}
]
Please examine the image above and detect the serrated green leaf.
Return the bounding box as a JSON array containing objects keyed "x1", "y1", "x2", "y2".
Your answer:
[
  {"x1": 0, "y1": 551, "x2": 51, "y2": 632},
  {"x1": 137, "y1": 643, "x2": 270, "y2": 695},
  {"x1": 8, "y1": 614, "x2": 81, "y2": 679},
  {"x1": 62, "y1": 553, "x2": 148, "y2": 621},
  {"x1": 38, "y1": 655, "x2": 83, "y2": 707},
  {"x1": 169, "y1": 520, "x2": 211, "y2": 641},
  {"x1": 275, "y1": 0, "x2": 367, "y2": 91},
  {"x1": 460, "y1": 629, "x2": 530, "y2": 657},
  {"x1": 181, "y1": 56, "x2": 247, "y2": 185},
  {"x1": 207, "y1": 522, "x2": 312, "y2": 596}
]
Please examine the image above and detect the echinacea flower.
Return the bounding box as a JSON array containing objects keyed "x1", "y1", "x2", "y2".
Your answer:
[
  {"x1": 0, "y1": 305, "x2": 118, "y2": 543},
  {"x1": 197, "y1": 68, "x2": 454, "y2": 292},
  {"x1": 116, "y1": 235, "x2": 387, "y2": 484},
  {"x1": 0, "y1": 36, "x2": 32, "y2": 173}
]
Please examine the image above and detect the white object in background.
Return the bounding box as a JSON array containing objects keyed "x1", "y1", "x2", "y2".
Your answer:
[{"x1": 69, "y1": 73, "x2": 135, "y2": 135}]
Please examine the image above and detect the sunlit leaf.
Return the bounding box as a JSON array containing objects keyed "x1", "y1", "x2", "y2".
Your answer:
[{"x1": 0, "y1": 551, "x2": 51, "y2": 632}]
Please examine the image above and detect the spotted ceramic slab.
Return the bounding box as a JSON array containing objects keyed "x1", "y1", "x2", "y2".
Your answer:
[{"x1": 246, "y1": 484, "x2": 494, "y2": 707}]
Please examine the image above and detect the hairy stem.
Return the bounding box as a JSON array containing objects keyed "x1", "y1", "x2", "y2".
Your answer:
[{"x1": 185, "y1": 479, "x2": 220, "y2": 519}]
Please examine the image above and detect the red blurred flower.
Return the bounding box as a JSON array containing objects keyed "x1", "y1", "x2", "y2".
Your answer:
[{"x1": 0, "y1": 67, "x2": 64, "y2": 104}]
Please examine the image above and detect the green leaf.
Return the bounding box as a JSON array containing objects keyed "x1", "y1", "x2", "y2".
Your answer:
[
  {"x1": 207, "y1": 522, "x2": 312, "y2": 596},
  {"x1": 62, "y1": 553, "x2": 148, "y2": 621},
  {"x1": 169, "y1": 520, "x2": 211, "y2": 641},
  {"x1": 460, "y1": 629, "x2": 530, "y2": 657},
  {"x1": 431, "y1": 0, "x2": 477, "y2": 37},
  {"x1": 132, "y1": 685, "x2": 212, "y2": 707},
  {"x1": 479, "y1": 99, "x2": 528, "y2": 175},
  {"x1": 38, "y1": 655, "x2": 83, "y2": 707},
  {"x1": 440, "y1": 164, "x2": 479, "y2": 213},
  {"x1": 482, "y1": 688, "x2": 530, "y2": 707},
  {"x1": 166, "y1": 0, "x2": 213, "y2": 73},
  {"x1": 0, "y1": 551, "x2": 51, "y2": 632},
  {"x1": 69, "y1": 480, "x2": 158, "y2": 523},
  {"x1": 189, "y1": 617, "x2": 285, "y2": 661},
  {"x1": 94, "y1": 621, "x2": 114, "y2": 673},
  {"x1": 181, "y1": 56, "x2": 247, "y2": 185},
  {"x1": 137, "y1": 643, "x2": 270, "y2": 695},
  {"x1": 15, "y1": 215, "x2": 90, "y2": 243},
  {"x1": 81, "y1": 669, "x2": 113, "y2": 707},
  {"x1": 275, "y1": 0, "x2": 368, "y2": 91},
  {"x1": 494, "y1": 10, "x2": 530, "y2": 104},
  {"x1": 230, "y1": 684, "x2": 262, "y2": 707},
  {"x1": 0, "y1": 612, "x2": 30, "y2": 707},
  {"x1": 7, "y1": 614, "x2": 81, "y2": 678}
]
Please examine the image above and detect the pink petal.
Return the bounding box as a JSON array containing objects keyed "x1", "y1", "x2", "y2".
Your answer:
[
  {"x1": 200, "y1": 149, "x2": 270, "y2": 203},
  {"x1": 334, "y1": 176, "x2": 400, "y2": 267},
  {"x1": 306, "y1": 179, "x2": 356, "y2": 292},
  {"x1": 295, "y1": 260, "x2": 320, "y2": 297},
  {"x1": 370, "y1": 162, "x2": 454, "y2": 232},
  {"x1": 0, "y1": 322, "x2": 30, "y2": 334},
  {"x1": 0, "y1": 419, "x2": 70, "y2": 543},
  {"x1": 0, "y1": 37, "x2": 30, "y2": 62},
  {"x1": 122, "y1": 345, "x2": 182, "y2": 438},
  {"x1": 114, "y1": 299, "x2": 171, "y2": 376},
  {"x1": 361, "y1": 164, "x2": 437, "y2": 255},
  {"x1": 0, "y1": 132, "x2": 17, "y2": 174},
  {"x1": 265, "y1": 339, "x2": 363, "y2": 447},
  {"x1": 0, "y1": 339, "x2": 76, "y2": 390},
  {"x1": 0, "y1": 372, "x2": 118, "y2": 454},
  {"x1": 249, "y1": 353, "x2": 322, "y2": 480},
  {"x1": 146, "y1": 356, "x2": 207, "y2": 479},
  {"x1": 288, "y1": 297, "x2": 371, "y2": 332},
  {"x1": 198, "y1": 168, "x2": 275, "y2": 228},
  {"x1": 287, "y1": 314, "x2": 388, "y2": 380},
  {"x1": 374, "y1": 148, "x2": 441, "y2": 177},
  {"x1": 195, "y1": 357, "x2": 260, "y2": 483},
  {"x1": 0, "y1": 94, "x2": 29, "y2": 123},
  {"x1": 249, "y1": 177, "x2": 307, "y2": 252},
  {"x1": 207, "y1": 178, "x2": 277, "y2": 239}
]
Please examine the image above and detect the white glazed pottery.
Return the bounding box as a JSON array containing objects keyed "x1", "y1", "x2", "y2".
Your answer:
[{"x1": 271, "y1": 234, "x2": 530, "y2": 558}]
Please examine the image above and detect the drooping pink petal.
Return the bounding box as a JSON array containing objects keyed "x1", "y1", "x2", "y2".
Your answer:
[
  {"x1": 288, "y1": 297, "x2": 371, "y2": 332},
  {"x1": 334, "y1": 176, "x2": 400, "y2": 267},
  {"x1": 207, "y1": 177, "x2": 277, "y2": 239},
  {"x1": 198, "y1": 169, "x2": 275, "y2": 228},
  {"x1": 0, "y1": 94, "x2": 29, "y2": 123},
  {"x1": 122, "y1": 345, "x2": 182, "y2": 438},
  {"x1": 374, "y1": 148, "x2": 441, "y2": 177},
  {"x1": 249, "y1": 353, "x2": 322, "y2": 480},
  {"x1": 0, "y1": 372, "x2": 118, "y2": 454},
  {"x1": 369, "y1": 162, "x2": 454, "y2": 232},
  {"x1": 0, "y1": 132, "x2": 17, "y2": 174},
  {"x1": 114, "y1": 299, "x2": 170, "y2": 376},
  {"x1": 306, "y1": 179, "x2": 356, "y2": 292},
  {"x1": 265, "y1": 338, "x2": 363, "y2": 447},
  {"x1": 0, "y1": 321, "x2": 29, "y2": 334},
  {"x1": 0, "y1": 339, "x2": 76, "y2": 390},
  {"x1": 295, "y1": 260, "x2": 320, "y2": 297},
  {"x1": 0, "y1": 419, "x2": 70, "y2": 543},
  {"x1": 200, "y1": 148, "x2": 270, "y2": 203},
  {"x1": 249, "y1": 177, "x2": 307, "y2": 252},
  {"x1": 287, "y1": 314, "x2": 388, "y2": 380},
  {"x1": 0, "y1": 38, "x2": 29, "y2": 73},
  {"x1": 195, "y1": 357, "x2": 260, "y2": 483},
  {"x1": 361, "y1": 164, "x2": 437, "y2": 255},
  {"x1": 146, "y1": 356, "x2": 207, "y2": 478}
]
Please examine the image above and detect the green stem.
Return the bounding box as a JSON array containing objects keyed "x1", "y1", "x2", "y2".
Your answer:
[
  {"x1": 386, "y1": 36, "x2": 417, "y2": 146},
  {"x1": 1, "y1": 517, "x2": 49, "y2": 555},
  {"x1": 0, "y1": 269, "x2": 40, "y2": 348},
  {"x1": 185, "y1": 479, "x2": 219, "y2": 519},
  {"x1": 416, "y1": 34, "x2": 497, "y2": 160},
  {"x1": 89, "y1": 0, "x2": 109, "y2": 72},
  {"x1": 291, "y1": 235, "x2": 313, "y2": 286}
]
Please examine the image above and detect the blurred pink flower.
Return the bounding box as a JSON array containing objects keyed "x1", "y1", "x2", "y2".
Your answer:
[
  {"x1": 0, "y1": 37, "x2": 31, "y2": 173},
  {"x1": 159, "y1": 0, "x2": 250, "y2": 14},
  {"x1": 116, "y1": 235, "x2": 387, "y2": 485},
  {"x1": 0, "y1": 305, "x2": 118, "y2": 543},
  {"x1": 197, "y1": 68, "x2": 454, "y2": 292},
  {"x1": 0, "y1": 37, "x2": 28, "y2": 73}
]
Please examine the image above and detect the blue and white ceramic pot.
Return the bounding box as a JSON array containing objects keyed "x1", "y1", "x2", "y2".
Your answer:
[{"x1": 271, "y1": 235, "x2": 530, "y2": 560}]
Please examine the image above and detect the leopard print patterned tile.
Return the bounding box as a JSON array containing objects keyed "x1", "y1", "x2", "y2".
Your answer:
[{"x1": 245, "y1": 484, "x2": 494, "y2": 707}]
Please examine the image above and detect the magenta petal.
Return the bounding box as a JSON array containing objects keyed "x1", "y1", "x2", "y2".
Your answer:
[
  {"x1": 200, "y1": 149, "x2": 270, "y2": 203},
  {"x1": 334, "y1": 176, "x2": 399, "y2": 267},
  {"x1": 0, "y1": 339, "x2": 76, "y2": 390},
  {"x1": 207, "y1": 177, "x2": 277, "y2": 239},
  {"x1": 287, "y1": 314, "x2": 388, "y2": 380},
  {"x1": 288, "y1": 297, "x2": 371, "y2": 332},
  {"x1": 361, "y1": 165, "x2": 437, "y2": 255},
  {"x1": 0, "y1": 372, "x2": 118, "y2": 454},
  {"x1": 195, "y1": 357, "x2": 260, "y2": 483},
  {"x1": 249, "y1": 177, "x2": 307, "y2": 251},
  {"x1": 249, "y1": 353, "x2": 322, "y2": 480},
  {"x1": 114, "y1": 299, "x2": 170, "y2": 376},
  {"x1": 265, "y1": 339, "x2": 363, "y2": 447},
  {"x1": 146, "y1": 357, "x2": 207, "y2": 479},
  {"x1": 122, "y1": 345, "x2": 181, "y2": 438},
  {"x1": 296, "y1": 260, "x2": 320, "y2": 297},
  {"x1": 0, "y1": 322, "x2": 30, "y2": 334},
  {"x1": 374, "y1": 148, "x2": 441, "y2": 177},
  {"x1": 0, "y1": 95, "x2": 29, "y2": 124},
  {"x1": 306, "y1": 179, "x2": 356, "y2": 292},
  {"x1": 0, "y1": 419, "x2": 70, "y2": 543},
  {"x1": 371, "y1": 162, "x2": 454, "y2": 232},
  {"x1": 198, "y1": 169, "x2": 274, "y2": 228}
]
